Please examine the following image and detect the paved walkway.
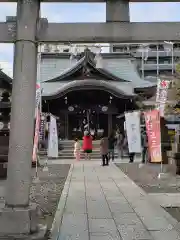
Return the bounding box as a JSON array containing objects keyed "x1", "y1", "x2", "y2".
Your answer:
[{"x1": 51, "y1": 162, "x2": 180, "y2": 240}]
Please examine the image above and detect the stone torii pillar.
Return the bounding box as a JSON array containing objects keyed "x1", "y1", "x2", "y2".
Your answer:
[
  {"x1": 0, "y1": 0, "x2": 40, "y2": 237},
  {"x1": 106, "y1": 0, "x2": 130, "y2": 22}
]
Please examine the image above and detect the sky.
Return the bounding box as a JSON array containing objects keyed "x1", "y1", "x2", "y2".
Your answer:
[{"x1": 0, "y1": 1, "x2": 180, "y2": 77}]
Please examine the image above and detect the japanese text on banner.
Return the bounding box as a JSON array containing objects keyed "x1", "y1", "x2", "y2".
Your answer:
[{"x1": 144, "y1": 109, "x2": 162, "y2": 163}]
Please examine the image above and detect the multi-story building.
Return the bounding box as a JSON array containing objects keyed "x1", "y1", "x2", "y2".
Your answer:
[
  {"x1": 111, "y1": 43, "x2": 180, "y2": 80},
  {"x1": 41, "y1": 42, "x2": 179, "y2": 80}
]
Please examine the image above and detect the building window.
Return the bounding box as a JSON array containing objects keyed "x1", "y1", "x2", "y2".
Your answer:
[
  {"x1": 146, "y1": 60, "x2": 156, "y2": 64},
  {"x1": 63, "y1": 48, "x2": 69, "y2": 53},
  {"x1": 159, "y1": 59, "x2": 171, "y2": 64}
]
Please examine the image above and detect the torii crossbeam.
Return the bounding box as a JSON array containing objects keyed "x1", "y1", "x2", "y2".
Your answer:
[
  {"x1": 1, "y1": 21, "x2": 180, "y2": 43},
  {"x1": 0, "y1": 0, "x2": 179, "y2": 2},
  {"x1": 0, "y1": 0, "x2": 179, "y2": 43}
]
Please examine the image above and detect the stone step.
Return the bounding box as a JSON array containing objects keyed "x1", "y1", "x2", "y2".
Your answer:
[
  {"x1": 60, "y1": 149, "x2": 101, "y2": 153},
  {"x1": 51, "y1": 155, "x2": 118, "y2": 160},
  {"x1": 60, "y1": 140, "x2": 101, "y2": 146},
  {"x1": 39, "y1": 140, "x2": 116, "y2": 160},
  {"x1": 39, "y1": 152, "x2": 118, "y2": 157}
]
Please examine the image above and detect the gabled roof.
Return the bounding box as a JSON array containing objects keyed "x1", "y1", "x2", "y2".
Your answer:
[
  {"x1": 0, "y1": 69, "x2": 12, "y2": 89},
  {"x1": 40, "y1": 50, "x2": 156, "y2": 99},
  {"x1": 45, "y1": 49, "x2": 130, "y2": 83}
]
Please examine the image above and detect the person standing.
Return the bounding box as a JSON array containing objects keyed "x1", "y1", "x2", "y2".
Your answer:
[
  {"x1": 141, "y1": 130, "x2": 148, "y2": 163},
  {"x1": 100, "y1": 135, "x2": 109, "y2": 166},
  {"x1": 116, "y1": 130, "x2": 124, "y2": 159},
  {"x1": 74, "y1": 138, "x2": 81, "y2": 161},
  {"x1": 82, "y1": 131, "x2": 93, "y2": 160},
  {"x1": 123, "y1": 133, "x2": 135, "y2": 163},
  {"x1": 108, "y1": 132, "x2": 117, "y2": 162}
]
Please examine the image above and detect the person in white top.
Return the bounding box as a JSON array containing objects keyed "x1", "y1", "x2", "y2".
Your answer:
[{"x1": 74, "y1": 138, "x2": 81, "y2": 161}]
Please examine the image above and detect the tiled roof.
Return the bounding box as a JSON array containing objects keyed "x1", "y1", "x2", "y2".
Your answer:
[
  {"x1": 40, "y1": 53, "x2": 156, "y2": 98},
  {"x1": 102, "y1": 58, "x2": 155, "y2": 88}
]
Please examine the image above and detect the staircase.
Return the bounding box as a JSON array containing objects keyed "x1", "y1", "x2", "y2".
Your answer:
[
  {"x1": 59, "y1": 140, "x2": 101, "y2": 160},
  {"x1": 39, "y1": 140, "x2": 118, "y2": 160}
]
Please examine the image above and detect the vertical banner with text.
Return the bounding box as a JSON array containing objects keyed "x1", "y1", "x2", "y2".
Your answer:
[
  {"x1": 39, "y1": 113, "x2": 46, "y2": 142},
  {"x1": 144, "y1": 109, "x2": 162, "y2": 163},
  {"x1": 32, "y1": 109, "x2": 40, "y2": 162},
  {"x1": 48, "y1": 115, "x2": 58, "y2": 158},
  {"x1": 32, "y1": 51, "x2": 41, "y2": 163},
  {"x1": 156, "y1": 79, "x2": 170, "y2": 117},
  {"x1": 125, "y1": 111, "x2": 141, "y2": 153}
]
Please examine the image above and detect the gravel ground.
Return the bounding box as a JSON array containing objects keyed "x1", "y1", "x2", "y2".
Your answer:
[
  {"x1": 116, "y1": 162, "x2": 180, "y2": 193},
  {"x1": 30, "y1": 164, "x2": 70, "y2": 235},
  {"x1": 0, "y1": 163, "x2": 70, "y2": 238}
]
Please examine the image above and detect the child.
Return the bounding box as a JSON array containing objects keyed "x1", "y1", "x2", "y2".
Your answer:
[{"x1": 74, "y1": 138, "x2": 81, "y2": 161}]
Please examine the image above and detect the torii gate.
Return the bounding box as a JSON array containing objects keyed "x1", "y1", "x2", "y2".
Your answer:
[{"x1": 0, "y1": 0, "x2": 178, "y2": 237}]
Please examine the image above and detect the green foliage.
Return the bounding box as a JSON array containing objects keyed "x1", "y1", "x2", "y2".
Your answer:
[{"x1": 176, "y1": 63, "x2": 180, "y2": 75}]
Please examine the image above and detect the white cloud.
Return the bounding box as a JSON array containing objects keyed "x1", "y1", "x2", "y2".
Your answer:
[
  {"x1": 130, "y1": 2, "x2": 180, "y2": 22},
  {"x1": 0, "y1": 61, "x2": 13, "y2": 78},
  {"x1": 0, "y1": 43, "x2": 13, "y2": 77},
  {"x1": 0, "y1": 3, "x2": 16, "y2": 21}
]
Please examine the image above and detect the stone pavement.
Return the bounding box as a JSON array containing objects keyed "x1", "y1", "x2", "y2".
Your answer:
[{"x1": 51, "y1": 161, "x2": 180, "y2": 240}]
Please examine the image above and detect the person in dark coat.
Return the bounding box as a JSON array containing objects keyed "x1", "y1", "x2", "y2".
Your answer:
[
  {"x1": 116, "y1": 130, "x2": 124, "y2": 159},
  {"x1": 100, "y1": 135, "x2": 109, "y2": 166},
  {"x1": 108, "y1": 132, "x2": 117, "y2": 162},
  {"x1": 141, "y1": 130, "x2": 148, "y2": 163},
  {"x1": 123, "y1": 133, "x2": 135, "y2": 163}
]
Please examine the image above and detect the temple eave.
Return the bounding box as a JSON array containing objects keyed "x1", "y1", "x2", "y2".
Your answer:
[{"x1": 42, "y1": 80, "x2": 136, "y2": 100}]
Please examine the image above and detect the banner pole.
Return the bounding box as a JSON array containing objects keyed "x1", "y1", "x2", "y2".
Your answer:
[
  {"x1": 33, "y1": 44, "x2": 41, "y2": 174},
  {"x1": 35, "y1": 152, "x2": 38, "y2": 178},
  {"x1": 36, "y1": 45, "x2": 42, "y2": 174},
  {"x1": 43, "y1": 113, "x2": 49, "y2": 172},
  {"x1": 158, "y1": 115, "x2": 164, "y2": 178}
]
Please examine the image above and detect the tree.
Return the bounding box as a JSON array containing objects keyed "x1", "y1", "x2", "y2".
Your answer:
[{"x1": 164, "y1": 65, "x2": 180, "y2": 115}]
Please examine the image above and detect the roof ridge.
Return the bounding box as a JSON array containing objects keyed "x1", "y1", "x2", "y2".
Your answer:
[
  {"x1": 0, "y1": 69, "x2": 12, "y2": 86},
  {"x1": 45, "y1": 54, "x2": 130, "y2": 83},
  {"x1": 44, "y1": 56, "x2": 85, "y2": 83}
]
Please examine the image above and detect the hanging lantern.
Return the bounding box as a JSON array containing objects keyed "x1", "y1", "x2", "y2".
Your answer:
[
  {"x1": 95, "y1": 52, "x2": 103, "y2": 69},
  {"x1": 163, "y1": 41, "x2": 173, "y2": 56},
  {"x1": 70, "y1": 44, "x2": 78, "y2": 56},
  {"x1": 69, "y1": 44, "x2": 78, "y2": 65}
]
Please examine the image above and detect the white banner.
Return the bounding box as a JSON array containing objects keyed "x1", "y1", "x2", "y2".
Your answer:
[
  {"x1": 125, "y1": 111, "x2": 141, "y2": 153},
  {"x1": 48, "y1": 115, "x2": 58, "y2": 158}
]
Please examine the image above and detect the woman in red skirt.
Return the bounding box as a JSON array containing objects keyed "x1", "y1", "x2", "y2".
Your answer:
[{"x1": 82, "y1": 131, "x2": 93, "y2": 160}]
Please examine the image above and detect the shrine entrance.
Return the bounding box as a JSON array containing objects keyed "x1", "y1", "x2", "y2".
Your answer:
[
  {"x1": 68, "y1": 108, "x2": 109, "y2": 140},
  {"x1": 43, "y1": 89, "x2": 137, "y2": 140}
]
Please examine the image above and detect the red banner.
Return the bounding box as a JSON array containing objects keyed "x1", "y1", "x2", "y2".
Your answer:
[
  {"x1": 32, "y1": 109, "x2": 40, "y2": 162},
  {"x1": 144, "y1": 109, "x2": 162, "y2": 163}
]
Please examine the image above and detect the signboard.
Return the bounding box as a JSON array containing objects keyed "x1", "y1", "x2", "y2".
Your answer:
[
  {"x1": 144, "y1": 109, "x2": 162, "y2": 163},
  {"x1": 39, "y1": 114, "x2": 46, "y2": 141}
]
